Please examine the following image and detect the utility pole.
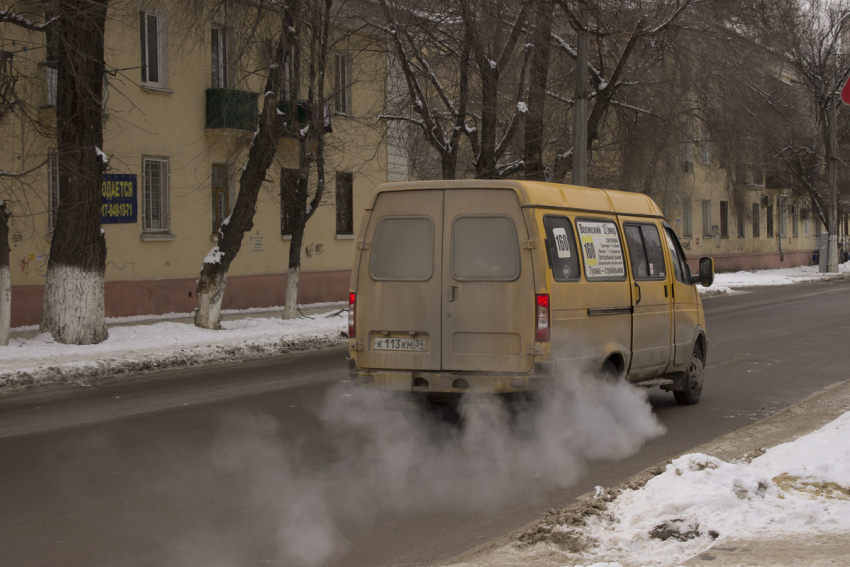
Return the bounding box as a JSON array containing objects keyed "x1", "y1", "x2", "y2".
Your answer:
[
  {"x1": 572, "y1": 33, "x2": 588, "y2": 187},
  {"x1": 827, "y1": 74, "x2": 839, "y2": 273}
]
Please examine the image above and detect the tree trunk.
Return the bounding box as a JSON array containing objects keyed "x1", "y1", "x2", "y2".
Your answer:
[
  {"x1": 524, "y1": 0, "x2": 553, "y2": 181},
  {"x1": 0, "y1": 201, "x2": 10, "y2": 346},
  {"x1": 283, "y1": 0, "x2": 331, "y2": 320},
  {"x1": 194, "y1": 5, "x2": 295, "y2": 329},
  {"x1": 39, "y1": 0, "x2": 109, "y2": 345}
]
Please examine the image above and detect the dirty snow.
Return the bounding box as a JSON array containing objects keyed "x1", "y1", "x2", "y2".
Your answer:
[
  {"x1": 700, "y1": 262, "x2": 850, "y2": 295},
  {"x1": 449, "y1": 410, "x2": 850, "y2": 567},
  {"x1": 0, "y1": 306, "x2": 347, "y2": 393}
]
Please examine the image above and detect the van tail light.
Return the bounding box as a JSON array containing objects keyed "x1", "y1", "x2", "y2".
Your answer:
[
  {"x1": 348, "y1": 292, "x2": 356, "y2": 339},
  {"x1": 536, "y1": 294, "x2": 550, "y2": 343}
]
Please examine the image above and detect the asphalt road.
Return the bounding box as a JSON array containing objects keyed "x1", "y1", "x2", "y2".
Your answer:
[{"x1": 1, "y1": 277, "x2": 848, "y2": 567}]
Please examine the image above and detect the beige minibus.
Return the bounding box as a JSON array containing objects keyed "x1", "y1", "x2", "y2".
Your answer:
[{"x1": 346, "y1": 180, "x2": 714, "y2": 411}]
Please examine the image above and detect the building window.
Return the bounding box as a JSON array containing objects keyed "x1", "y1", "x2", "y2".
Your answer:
[
  {"x1": 778, "y1": 196, "x2": 787, "y2": 237},
  {"x1": 140, "y1": 9, "x2": 167, "y2": 88},
  {"x1": 682, "y1": 199, "x2": 692, "y2": 238},
  {"x1": 737, "y1": 203, "x2": 745, "y2": 238},
  {"x1": 792, "y1": 205, "x2": 798, "y2": 238},
  {"x1": 211, "y1": 26, "x2": 227, "y2": 89},
  {"x1": 335, "y1": 172, "x2": 353, "y2": 235},
  {"x1": 211, "y1": 164, "x2": 228, "y2": 233},
  {"x1": 720, "y1": 201, "x2": 728, "y2": 238},
  {"x1": 801, "y1": 208, "x2": 809, "y2": 237},
  {"x1": 334, "y1": 52, "x2": 352, "y2": 114},
  {"x1": 766, "y1": 204, "x2": 774, "y2": 236},
  {"x1": 48, "y1": 149, "x2": 60, "y2": 230},
  {"x1": 43, "y1": 20, "x2": 58, "y2": 107},
  {"x1": 752, "y1": 203, "x2": 760, "y2": 238},
  {"x1": 702, "y1": 200, "x2": 712, "y2": 237},
  {"x1": 280, "y1": 168, "x2": 298, "y2": 236},
  {"x1": 143, "y1": 157, "x2": 169, "y2": 231},
  {"x1": 700, "y1": 125, "x2": 711, "y2": 165}
]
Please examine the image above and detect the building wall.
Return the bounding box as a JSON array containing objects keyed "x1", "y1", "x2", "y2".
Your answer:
[{"x1": 3, "y1": 4, "x2": 386, "y2": 326}]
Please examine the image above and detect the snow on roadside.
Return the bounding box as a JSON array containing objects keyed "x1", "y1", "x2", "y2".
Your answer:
[
  {"x1": 0, "y1": 309, "x2": 347, "y2": 393},
  {"x1": 501, "y1": 410, "x2": 850, "y2": 567},
  {"x1": 700, "y1": 262, "x2": 850, "y2": 295}
]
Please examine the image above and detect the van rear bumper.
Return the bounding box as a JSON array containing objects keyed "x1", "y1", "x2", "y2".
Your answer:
[{"x1": 347, "y1": 358, "x2": 557, "y2": 394}]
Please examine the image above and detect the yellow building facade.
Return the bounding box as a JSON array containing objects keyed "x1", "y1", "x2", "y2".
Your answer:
[{"x1": 2, "y1": 4, "x2": 387, "y2": 326}]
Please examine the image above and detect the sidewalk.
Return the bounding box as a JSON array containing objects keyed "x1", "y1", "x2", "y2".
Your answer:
[
  {"x1": 7, "y1": 301, "x2": 347, "y2": 340},
  {"x1": 443, "y1": 378, "x2": 850, "y2": 567}
]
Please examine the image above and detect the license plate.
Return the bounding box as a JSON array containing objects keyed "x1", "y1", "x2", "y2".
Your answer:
[{"x1": 373, "y1": 337, "x2": 427, "y2": 351}]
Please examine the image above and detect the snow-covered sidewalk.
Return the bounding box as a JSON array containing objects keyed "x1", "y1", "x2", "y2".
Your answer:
[
  {"x1": 700, "y1": 262, "x2": 850, "y2": 296},
  {"x1": 445, "y1": 379, "x2": 850, "y2": 567},
  {"x1": 0, "y1": 303, "x2": 348, "y2": 393}
]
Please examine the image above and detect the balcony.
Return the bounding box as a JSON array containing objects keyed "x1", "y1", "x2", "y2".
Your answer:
[
  {"x1": 735, "y1": 165, "x2": 765, "y2": 189},
  {"x1": 205, "y1": 88, "x2": 258, "y2": 130}
]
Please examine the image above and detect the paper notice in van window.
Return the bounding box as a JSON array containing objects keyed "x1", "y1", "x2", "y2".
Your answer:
[
  {"x1": 577, "y1": 220, "x2": 626, "y2": 279},
  {"x1": 552, "y1": 228, "x2": 571, "y2": 258}
]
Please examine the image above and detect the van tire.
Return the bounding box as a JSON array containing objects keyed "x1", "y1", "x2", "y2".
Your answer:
[{"x1": 674, "y1": 346, "x2": 704, "y2": 406}]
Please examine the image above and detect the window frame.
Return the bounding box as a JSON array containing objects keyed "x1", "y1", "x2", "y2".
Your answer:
[
  {"x1": 211, "y1": 25, "x2": 228, "y2": 89},
  {"x1": 334, "y1": 52, "x2": 352, "y2": 115},
  {"x1": 575, "y1": 217, "x2": 627, "y2": 282},
  {"x1": 140, "y1": 8, "x2": 169, "y2": 89},
  {"x1": 335, "y1": 171, "x2": 354, "y2": 235},
  {"x1": 779, "y1": 196, "x2": 787, "y2": 237},
  {"x1": 702, "y1": 199, "x2": 712, "y2": 238},
  {"x1": 720, "y1": 200, "x2": 729, "y2": 238},
  {"x1": 450, "y1": 214, "x2": 521, "y2": 282},
  {"x1": 280, "y1": 168, "x2": 299, "y2": 236},
  {"x1": 752, "y1": 202, "x2": 760, "y2": 238},
  {"x1": 141, "y1": 156, "x2": 170, "y2": 234},
  {"x1": 542, "y1": 214, "x2": 581, "y2": 282},
  {"x1": 737, "y1": 203, "x2": 746, "y2": 238},
  {"x1": 623, "y1": 222, "x2": 667, "y2": 281},
  {"x1": 766, "y1": 204, "x2": 774, "y2": 236},
  {"x1": 682, "y1": 199, "x2": 692, "y2": 238},
  {"x1": 369, "y1": 215, "x2": 435, "y2": 282}
]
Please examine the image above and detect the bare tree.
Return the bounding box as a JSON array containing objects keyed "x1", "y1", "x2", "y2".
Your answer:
[{"x1": 194, "y1": 0, "x2": 296, "y2": 329}]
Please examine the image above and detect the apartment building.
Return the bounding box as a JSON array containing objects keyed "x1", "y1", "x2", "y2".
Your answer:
[{"x1": 2, "y1": 4, "x2": 387, "y2": 327}]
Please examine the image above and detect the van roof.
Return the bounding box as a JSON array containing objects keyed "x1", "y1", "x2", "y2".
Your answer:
[{"x1": 370, "y1": 180, "x2": 665, "y2": 218}]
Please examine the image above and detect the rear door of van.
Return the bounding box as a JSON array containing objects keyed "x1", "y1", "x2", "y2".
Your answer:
[
  {"x1": 441, "y1": 189, "x2": 536, "y2": 373},
  {"x1": 355, "y1": 190, "x2": 444, "y2": 371},
  {"x1": 355, "y1": 187, "x2": 535, "y2": 374}
]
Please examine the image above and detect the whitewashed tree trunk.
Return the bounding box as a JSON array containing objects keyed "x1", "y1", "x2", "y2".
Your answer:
[
  {"x1": 195, "y1": 270, "x2": 227, "y2": 329},
  {"x1": 282, "y1": 266, "x2": 300, "y2": 320},
  {"x1": 40, "y1": 265, "x2": 107, "y2": 345},
  {"x1": 0, "y1": 266, "x2": 10, "y2": 346}
]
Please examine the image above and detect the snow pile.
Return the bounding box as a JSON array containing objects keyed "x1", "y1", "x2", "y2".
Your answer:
[
  {"x1": 203, "y1": 245, "x2": 225, "y2": 264},
  {"x1": 702, "y1": 262, "x2": 850, "y2": 294},
  {"x1": 0, "y1": 310, "x2": 347, "y2": 392},
  {"x1": 545, "y1": 411, "x2": 850, "y2": 567}
]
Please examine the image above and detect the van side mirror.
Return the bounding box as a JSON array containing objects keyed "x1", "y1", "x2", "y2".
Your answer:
[{"x1": 698, "y1": 257, "x2": 714, "y2": 287}]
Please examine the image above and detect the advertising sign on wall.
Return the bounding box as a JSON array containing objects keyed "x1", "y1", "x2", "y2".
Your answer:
[{"x1": 101, "y1": 174, "x2": 137, "y2": 224}]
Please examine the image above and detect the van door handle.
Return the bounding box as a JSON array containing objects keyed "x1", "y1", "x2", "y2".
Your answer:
[
  {"x1": 634, "y1": 283, "x2": 641, "y2": 305},
  {"x1": 448, "y1": 286, "x2": 457, "y2": 302}
]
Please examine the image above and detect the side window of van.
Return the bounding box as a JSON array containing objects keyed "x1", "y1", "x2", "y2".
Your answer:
[
  {"x1": 575, "y1": 218, "x2": 627, "y2": 281},
  {"x1": 452, "y1": 215, "x2": 520, "y2": 281},
  {"x1": 543, "y1": 215, "x2": 580, "y2": 281},
  {"x1": 624, "y1": 223, "x2": 666, "y2": 280},
  {"x1": 370, "y1": 216, "x2": 434, "y2": 281},
  {"x1": 664, "y1": 226, "x2": 691, "y2": 284}
]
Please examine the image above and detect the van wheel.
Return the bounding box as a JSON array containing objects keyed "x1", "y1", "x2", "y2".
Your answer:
[
  {"x1": 674, "y1": 346, "x2": 704, "y2": 406},
  {"x1": 600, "y1": 360, "x2": 619, "y2": 382}
]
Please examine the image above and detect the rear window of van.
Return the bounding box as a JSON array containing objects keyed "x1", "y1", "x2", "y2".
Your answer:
[
  {"x1": 451, "y1": 215, "x2": 520, "y2": 281},
  {"x1": 370, "y1": 216, "x2": 434, "y2": 281}
]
